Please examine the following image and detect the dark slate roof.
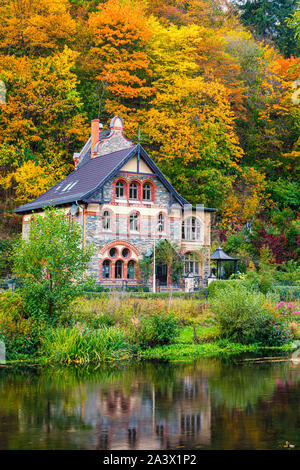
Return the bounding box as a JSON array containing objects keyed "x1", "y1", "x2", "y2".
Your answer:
[
  {"x1": 210, "y1": 246, "x2": 238, "y2": 261},
  {"x1": 14, "y1": 143, "x2": 217, "y2": 214},
  {"x1": 15, "y1": 146, "x2": 137, "y2": 213},
  {"x1": 76, "y1": 129, "x2": 111, "y2": 169}
]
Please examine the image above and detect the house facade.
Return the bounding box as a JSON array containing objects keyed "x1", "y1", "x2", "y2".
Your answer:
[{"x1": 15, "y1": 117, "x2": 216, "y2": 287}]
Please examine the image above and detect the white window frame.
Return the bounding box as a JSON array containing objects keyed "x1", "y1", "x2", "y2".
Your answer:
[{"x1": 182, "y1": 217, "x2": 201, "y2": 241}]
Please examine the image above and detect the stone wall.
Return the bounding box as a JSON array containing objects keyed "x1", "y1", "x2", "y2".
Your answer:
[{"x1": 85, "y1": 173, "x2": 211, "y2": 282}]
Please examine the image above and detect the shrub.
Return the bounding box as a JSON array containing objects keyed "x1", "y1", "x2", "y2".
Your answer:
[
  {"x1": 208, "y1": 279, "x2": 251, "y2": 298},
  {"x1": 0, "y1": 289, "x2": 46, "y2": 359},
  {"x1": 59, "y1": 310, "x2": 116, "y2": 329},
  {"x1": 132, "y1": 311, "x2": 179, "y2": 348},
  {"x1": 259, "y1": 272, "x2": 274, "y2": 294},
  {"x1": 0, "y1": 314, "x2": 46, "y2": 359},
  {"x1": 12, "y1": 207, "x2": 94, "y2": 324},
  {"x1": 211, "y1": 286, "x2": 287, "y2": 345},
  {"x1": 41, "y1": 326, "x2": 131, "y2": 363},
  {"x1": 257, "y1": 321, "x2": 292, "y2": 346},
  {"x1": 274, "y1": 285, "x2": 300, "y2": 301},
  {"x1": 0, "y1": 289, "x2": 25, "y2": 320}
]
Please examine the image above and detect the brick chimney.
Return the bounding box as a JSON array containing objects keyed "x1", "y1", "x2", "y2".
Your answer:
[{"x1": 91, "y1": 119, "x2": 99, "y2": 159}]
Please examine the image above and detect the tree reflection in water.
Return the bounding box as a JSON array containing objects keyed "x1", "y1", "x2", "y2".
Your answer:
[{"x1": 0, "y1": 358, "x2": 299, "y2": 449}]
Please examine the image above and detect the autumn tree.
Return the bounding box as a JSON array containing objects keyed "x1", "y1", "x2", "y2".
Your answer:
[
  {"x1": 234, "y1": 0, "x2": 300, "y2": 57},
  {"x1": 78, "y1": 0, "x2": 153, "y2": 123},
  {"x1": 0, "y1": 46, "x2": 87, "y2": 231},
  {"x1": 136, "y1": 18, "x2": 244, "y2": 208},
  {"x1": 0, "y1": 0, "x2": 77, "y2": 57}
]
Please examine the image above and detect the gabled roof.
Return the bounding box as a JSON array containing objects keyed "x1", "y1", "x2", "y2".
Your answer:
[
  {"x1": 210, "y1": 246, "x2": 238, "y2": 261},
  {"x1": 14, "y1": 144, "x2": 190, "y2": 213},
  {"x1": 15, "y1": 146, "x2": 136, "y2": 213},
  {"x1": 75, "y1": 129, "x2": 111, "y2": 169}
]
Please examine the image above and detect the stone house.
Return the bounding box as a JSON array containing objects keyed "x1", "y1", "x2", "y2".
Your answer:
[{"x1": 15, "y1": 117, "x2": 217, "y2": 287}]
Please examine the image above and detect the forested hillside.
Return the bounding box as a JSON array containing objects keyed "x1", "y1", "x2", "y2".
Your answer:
[{"x1": 0, "y1": 0, "x2": 299, "y2": 271}]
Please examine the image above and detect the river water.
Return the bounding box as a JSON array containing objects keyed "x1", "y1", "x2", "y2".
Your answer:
[{"x1": 0, "y1": 356, "x2": 299, "y2": 450}]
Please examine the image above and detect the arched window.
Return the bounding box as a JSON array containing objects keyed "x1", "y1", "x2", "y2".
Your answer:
[
  {"x1": 183, "y1": 252, "x2": 200, "y2": 276},
  {"x1": 143, "y1": 183, "x2": 151, "y2": 201},
  {"x1": 182, "y1": 217, "x2": 201, "y2": 241},
  {"x1": 127, "y1": 260, "x2": 136, "y2": 279},
  {"x1": 158, "y1": 213, "x2": 165, "y2": 233},
  {"x1": 116, "y1": 181, "x2": 125, "y2": 198},
  {"x1": 109, "y1": 247, "x2": 117, "y2": 258},
  {"x1": 129, "y1": 212, "x2": 139, "y2": 231},
  {"x1": 129, "y1": 182, "x2": 138, "y2": 200},
  {"x1": 115, "y1": 260, "x2": 123, "y2": 279},
  {"x1": 122, "y1": 248, "x2": 130, "y2": 258},
  {"x1": 102, "y1": 210, "x2": 111, "y2": 230},
  {"x1": 102, "y1": 260, "x2": 111, "y2": 279}
]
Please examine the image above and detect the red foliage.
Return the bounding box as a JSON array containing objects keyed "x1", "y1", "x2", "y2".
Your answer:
[{"x1": 253, "y1": 227, "x2": 296, "y2": 264}]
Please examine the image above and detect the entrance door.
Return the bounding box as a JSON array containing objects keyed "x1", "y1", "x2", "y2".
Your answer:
[{"x1": 156, "y1": 264, "x2": 167, "y2": 285}]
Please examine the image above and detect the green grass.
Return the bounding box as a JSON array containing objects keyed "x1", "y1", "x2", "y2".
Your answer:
[
  {"x1": 139, "y1": 341, "x2": 294, "y2": 361},
  {"x1": 138, "y1": 325, "x2": 294, "y2": 361},
  {"x1": 40, "y1": 326, "x2": 132, "y2": 364},
  {"x1": 177, "y1": 325, "x2": 220, "y2": 343}
]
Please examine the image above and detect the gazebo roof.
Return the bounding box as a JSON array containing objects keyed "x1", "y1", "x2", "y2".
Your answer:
[{"x1": 210, "y1": 246, "x2": 238, "y2": 261}]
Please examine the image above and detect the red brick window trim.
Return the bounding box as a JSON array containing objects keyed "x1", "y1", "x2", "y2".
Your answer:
[
  {"x1": 114, "y1": 178, "x2": 128, "y2": 202},
  {"x1": 128, "y1": 210, "x2": 140, "y2": 233},
  {"x1": 142, "y1": 180, "x2": 155, "y2": 203}
]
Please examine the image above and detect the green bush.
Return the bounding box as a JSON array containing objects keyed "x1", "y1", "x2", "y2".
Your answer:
[
  {"x1": 0, "y1": 314, "x2": 46, "y2": 359},
  {"x1": 208, "y1": 279, "x2": 252, "y2": 298},
  {"x1": 59, "y1": 310, "x2": 116, "y2": 329},
  {"x1": 0, "y1": 289, "x2": 46, "y2": 359},
  {"x1": 133, "y1": 311, "x2": 179, "y2": 348},
  {"x1": 274, "y1": 285, "x2": 300, "y2": 301},
  {"x1": 41, "y1": 326, "x2": 131, "y2": 363},
  {"x1": 258, "y1": 272, "x2": 274, "y2": 295},
  {"x1": 211, "y1": 286, "x2": 287, "y2": 345}
]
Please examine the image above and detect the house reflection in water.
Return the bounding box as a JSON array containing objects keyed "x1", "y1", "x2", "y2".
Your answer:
[{"x1": 81, "y1": 375, "x2": 211, "y2": 450}]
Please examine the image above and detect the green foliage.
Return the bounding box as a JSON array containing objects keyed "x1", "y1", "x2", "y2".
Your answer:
[
  {"x1": 12, "y1": 207, "x2": 94, "y2": 324},
  {"x1": 155, "y1": 240, "x2": 183, "y2": 283},
  {"x1": 137, "y1": 254, "x2": 152, "y2": 282},
  {"x1": 177, "y1": 325, "x2": 220, "y2": 343},
  {"x1": 0, "y1": 290, "x2": 46, "y2": 359},
  {"x1": 133, "y1": 311, "x2": 179, "y2": 348},
  {"x1": 137, "y1": 240, "x2": 183, "y2": 283},
  {"x1": 139, "y1": 341, "x2": 270, "y2": 361},
  {"x1": 235, "y1": 0, "x2": 300, "y2": 57},
  {"x1": 0, "y1": 239, "x2": 13, "y2": 277},
  {"x1": 258, "y1": 272, "x2": 274, "y2": 295},
  {"x1": 275, "y1": 260, "x2": 300, "y2": 284},
  {"x1": 274, "y1": 285, "x2": 300, "y2": 300},
  {"x1": 60, "y1": 310, "x2": 116, "y2": 329},
  {"x1": 211, "y1": 285, "x2": 288, "y2": 345},
  {"x1": 268, "y1": 179, "x2": 300, "y2": 209},
  {"x1": 208, "y1": 279, "x2": 252, "y2": 298},
  {"x1": 41, "y1": 326, "x2": 131, "y2": 363}
]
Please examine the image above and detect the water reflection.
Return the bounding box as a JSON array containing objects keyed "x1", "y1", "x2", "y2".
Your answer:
[{"x1": 0, "y1": 358, "x2": 300, "y2": 450}]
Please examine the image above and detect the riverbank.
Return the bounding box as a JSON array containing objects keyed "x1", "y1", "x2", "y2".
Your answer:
[
  {"x1": 1, "y1": 292, "x2": 299, "y2": 365},
  {"x1": 2, "y1": 326, "x2": 295, "y2": 366}
]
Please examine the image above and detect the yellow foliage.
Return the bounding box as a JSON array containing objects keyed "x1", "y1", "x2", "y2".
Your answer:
[{"x1": 0, "y1": 0, "x2": 76, "y2": 55}]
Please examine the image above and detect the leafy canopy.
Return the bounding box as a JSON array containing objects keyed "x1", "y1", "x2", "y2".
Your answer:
[{"x1": 12, "y1": 207, "x2": 94, "y2": 323}]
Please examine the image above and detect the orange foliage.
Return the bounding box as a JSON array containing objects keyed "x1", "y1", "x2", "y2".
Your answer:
[
  {"x1": 0, "y1": 0, "x2": 76, "y2": 56},
  {"x1": 88, "y1": 0, "x2": 153, "y2": 107}
]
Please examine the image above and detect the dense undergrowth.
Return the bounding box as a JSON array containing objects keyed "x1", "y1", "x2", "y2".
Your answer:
[{"x1": 0, "y1": 287, "x2": 299, "y2": 364}]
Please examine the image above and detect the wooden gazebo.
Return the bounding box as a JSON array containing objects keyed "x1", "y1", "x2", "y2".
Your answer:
[{"x1": 210, "y1": 246, "x2": 238, "y2": 279}]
